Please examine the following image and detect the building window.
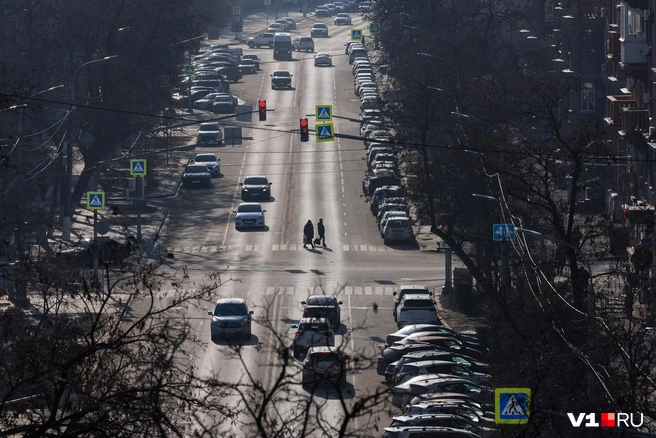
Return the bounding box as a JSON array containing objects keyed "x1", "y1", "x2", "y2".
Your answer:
[
  {"x1": 581, "y1": 82, "x2": 595, "y2": 112},
  {"x1": 580, "y1": 29, "x2": 595, "y2": 53},
  {"x1": 625, "y1": 7, "x2": 645, "y2": 38}
]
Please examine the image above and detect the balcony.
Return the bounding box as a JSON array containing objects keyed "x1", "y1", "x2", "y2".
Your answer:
[
  {"x1": 607, "y1": 31, "x2": 620, "y2": 60},
  {"x1": 621, "y1": 38, "x2": 650, "y2": 65},
  {"x1": 621, "y1": 107, "x2": 650, "y2": 135},
  {"x1": 606, "y1": 95, "x2": 637, "y2": 128}
]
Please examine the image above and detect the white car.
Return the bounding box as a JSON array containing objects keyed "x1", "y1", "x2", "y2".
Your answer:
[
  {"x1": 234, "y1": 203, "x2": 266, "y2": 229},
  {"x1": 391, "y1": 375, "x2": 492, "y2": 409},
  {"x1": 382, "y1": 216, "x2": 414, "y2": 244},
  {"x1": 281, "y1": 17, "x2": 296, "y2": 29},
  {"x1": 395, "y1": 360, "x2": 493, "y2": 385},
  {"x1": 193, "y1": 153, "x2": 221, "y2": 177},
  {"x1": 267, "y1": 23, "x2": 284, "y2": 33},
  {"x1": 334, "y1": 13, "x2": 352, "y2": 25},
  {"x1": 314, "y1": 52, "x2": 333, "y2": 66},
  {"x1": 196, "y1": 122, "x2": 223, "y2": 144},
  {"x1": 379, "y1": 210, "x2": 409, "y2": 232},
  {"x1": 360, "y1": 96, "x2": 380, "y2": 111},
  {"x1": 395, "y1": 293, "x2": 439, "y2": 327}
]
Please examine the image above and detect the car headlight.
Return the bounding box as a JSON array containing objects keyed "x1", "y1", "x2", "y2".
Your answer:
[
  {"x1": 242, "y1": 187, "x2": 249, "y2": 191},
  {"x1": 240, "y1": 317, "x2": 249, "y2": 325}
]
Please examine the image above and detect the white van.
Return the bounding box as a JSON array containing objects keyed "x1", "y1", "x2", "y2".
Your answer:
[{"x1": 273, "y1": 33, "x2": 293, "y2": 61}]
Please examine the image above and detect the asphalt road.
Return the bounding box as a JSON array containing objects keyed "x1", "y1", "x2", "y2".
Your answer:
[{"x1": 150, "y1": 12, "x2": 448, "y2": 437}]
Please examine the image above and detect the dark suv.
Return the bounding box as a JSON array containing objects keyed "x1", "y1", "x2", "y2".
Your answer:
[
  {"x1": 301, "y1": 295, "x2": 343, "y2": 330},
  {"x1": 302, "y1": 346, "x2": 346, "y2": 387},
  {"x1": 291, "y1": 317, "x2": 335, "y2": 358},
  {"x1": 240, "y1": 175, "x2": 272, "y2": 200}
]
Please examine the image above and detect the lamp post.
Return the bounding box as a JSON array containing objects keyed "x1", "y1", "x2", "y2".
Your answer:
[{"x1": 62, "y1": 55, "x2": 117, "y2": 241}]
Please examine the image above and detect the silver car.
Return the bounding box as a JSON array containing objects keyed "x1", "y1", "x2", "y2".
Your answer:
[
  {"x1": 208, "y1": 298, "x2": 254, "y2": 341},
  {"x1": 193, "y1": 153, "x2": 221, "y2": 177},
  {"x1": 234, "y1": 202, "x2": 266, "y2": 229}
]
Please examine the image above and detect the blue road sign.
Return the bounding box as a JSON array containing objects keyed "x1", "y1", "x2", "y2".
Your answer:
[
  {"x1": 316, "y1": 104, "x2": 332, "y2": 122},
  {"x1": 495, "y1": 388, "x2": 530, "y2": 424},
  {"x1": 86, "y1": 191, "x2": 105, "y2": 210},
  {"x1": 184, "y1": 64, "x2": 195, "y2": 76},
  {"x1": 130, "y1": 159, "x2": 147, "y2": 177},
  {"x1": 493, "y1": 224, "x2": 516, "y2": 241},
  {"x1": 370, "y1": 23, "x2": 380, "y2": 33},
  {"x1": 316, "y1": 123, "x2": 334, "y2": 142},
  {"x1": 351, "y1": 29, "x2": 363, "y2": 41}
]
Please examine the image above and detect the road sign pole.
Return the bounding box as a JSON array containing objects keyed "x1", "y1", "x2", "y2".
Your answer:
[
  {"x1": 94, "y1": 210, "x2": 98, "y2": 240},
  {"x1": 136, "y1": 176, "x2": 142, "y2": 243}
]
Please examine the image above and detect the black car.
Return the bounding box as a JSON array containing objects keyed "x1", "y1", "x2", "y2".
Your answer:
[
  {"x1": 216, "y1": 66, "x2": 242, "y2": 83},
  {"x1": 301, "y1": 295, "x2": 343, "y2": 330},
  {"x1": 270, "y1": 70, "x2": 292, "y2": 89},
  {"x1": 182, "y1": 164, "x2": 212, "y2": 188},
  {"x1": 362, "y1": 169, "x2": 401, "y2": 196},
  {"x1": 240, "y1": 175, "x2": 272, "y2": 200},
  {"x1": 371, "y1": 185, "x2": 405, "y2": 215}
]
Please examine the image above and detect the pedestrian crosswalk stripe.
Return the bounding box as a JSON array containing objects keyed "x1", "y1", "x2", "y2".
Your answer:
[
  {"x1": 365, "y1": 286, "x2": 373, "y2": 295},
  {"x1": 344, "y1": 286, "x2": 353, "y2": 295},
  {"x1": 375, "y1": 287, "x2": 383, "y2": 295},
  {"x1": 360, "y1": 245, "x2": 368, "y2": 252},
  {"x1": 355, "y1": 287, "x2": 362, "y2": 295},
  {"x1": 266, "y1": 287, "x2": 275, "y2": 295},
  {"x1": 343, "y1": 244, "x2": 350, "y2": 251},
  {"x1": 273, "y1": 244, "x2": 279, "y2": 251},
  {"x1": 166, "y1": 244, "x2": 408, "y2": 254}
]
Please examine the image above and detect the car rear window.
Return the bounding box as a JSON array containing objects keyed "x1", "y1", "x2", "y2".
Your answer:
[
  {"x1": 301, "y1": 37, "x2": 313, "y2": 42},
  {"x1": 310, "y1": 352, "x2": 342, "y2": 363},
  {"x1": 244, "y1": 177, "x2": 268, "y2": 185},
  {"x1": 402, "y1": 299, "x2": 433, "y2": 308}
]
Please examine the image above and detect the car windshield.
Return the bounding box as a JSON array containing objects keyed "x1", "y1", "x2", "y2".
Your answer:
[
  {"x1": 337, "y1": 13, "x2": 349, "y2": 17},
  {"x1": 388, "y1": 220, "x2": 410, "y2": 228},
  {"x1": 244, "y1": 177, "x2": 268, "y2": 185},
  {"x1": 213, "y1": 302, "x2": 247, "y2": 316},
  {"x1": 200, "y1": 123, "x2": 220, "y2": 131},
  {"x1": 214, "y1": 96, "x2": 231, "y2": 102},
  {"x1": 195, "y1": 154, "x2": 217, "y2": 162},
  {"x1": 186, "y1": 165, "x2": 208, "y2": 173},
  {"x1": 300, "y1": 38, "x2": 313, "y2": 42},
  {"x1": 240, "y1": 59, "x2": 255, "y2": 65},
  {"x1": 313, "y1": 24, "x2": 326, "y2": 29},
  {"x1": 403, "y1": 299, "x2": 433, "y2": 308},
  {"x1": 274, "y1": 71, "x2": 290, "y2": 77},
  {"x1": 237, "y1": 204, "x2": 262, "y2": 213}
]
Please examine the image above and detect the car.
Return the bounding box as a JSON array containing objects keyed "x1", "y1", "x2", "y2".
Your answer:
[
  {"x1": 311, "y1": 23, "x2": 329, "y2": 38},
  {"x1": 389, "y1": 414, "x2": 497, "y2": 438},
  {"x1": 275, "y1": 18, "x2": 290, "y2": 31},
  {"x1": 377, "y1": 343, "x2": 449, "y2": 375},
  {"x1": 291, "y1": 317, "x2": 335, "y2": 357},
  {"x1": 377, "y1": 204, "x2": 409, "y2": 227},
  {"x1": 370, "y1": 153, "x2": 397, "y2": 170},
  {"x1": 349, "y1": 48, "x2": 368, "y2": 64},
  {"x1": 344, "y1": 41, "x2": 359, "y2": 54},
  {"x1": 334, "y1": 12, "x2": 352, "y2": 25},
  {"x1": 361, "y1": 108, "x2": 384, "y2": 123},
  {"x1": 393, "y1": 336, "x2": 486, "y2": 362},
  {"x1": 333, "y1": 1, "x2": 346, "y2": 12},
  {"x1": 314, "y1": 52, "x2": 332, "y2": 66},
  {"x1": 392, "y1": 285, "x2": 433, "y2": 319},
  {"x1": 271, "y1": 70, "x2": 293, "y2": 89},
  {"x1": 391, "y1": 375, "x2": 493, "y2": 409},
  {"x1": 385, "y1": 350, "x2": 490, "y2": 383},
  {"x1": 315, "y1": 6, "x2": 330, "y2": 17},
  {"x1": 216, "y1": 66, "x2": 242, "y2": 83},
  {"x1": 182, "y1": 164, "x2": 212, "y2": 188},
  {"x1": 377, "y1": 197, "x2": 409, "y2": 219},
  {"x1": 193, "y1": 93, "x2": 225, "y2": 111},
  {"x1": 383, "y1": 217, "x2": 415, "y2": 245},
  {"x1": 386, "y1": 325, "x2": 480, "y2": 347},
  {"x1": 196, "y1": 122, "x2": 223, "y2": 144},
  {"x1": 367, "y1": 145, "x2": 394, "y2": 165},
  {"x1": 405, "y1": 400, "x2": 495, "y2": 426},
  {"x1": 382, "y1": 426, "x2": 481, "y2": 438},
  {"x1": 363, "y1": 169, "x2": 401, "y2": 196},
  {"x1": 395, "y1": 293, "x2": 439, "y2": 327},
  {"x1": 355, "y1": 81, "x2": 377, "y2": 96},
  {"x1": 292, "y1": 37, "x2": 315, "y2": 52},
  {"x1": 407, "y1": 392, "x2": 493, "y2": 413},
  {"x1": 324, "y1": 3, "x2": 336, "y2": 14},
  {"x1": 358, "y1": 1, "x2": 371, "y2": 12},
  {"x1": 395, "y1": 360, "x2": 492, "y2": 385},
  {"x1": 360, "y1": 96, "x2": 381, "y2": 111},
  {"x1": 208, "y1": 298, "x2": 254, "y2": 341},
  {"x1": 247, "y1": 33, "x2": 275, "y2": 48},
  {"x1": 234, "y1": 202, "x2": 266, "y2": 229},
  {"x1": 281, "y1": 17, "x2": 296, "y2": 29},
  {"x1": 237, "y1": 58, "x2": 257, "y2": 73},
  {"x1": 379, "y1": 211, "x2": 410, "y2": 233},
  {"x1": 301, "y1": 295, "x2": 343, "y2": 329},
  {"x1": 397, "y1": 331, "x2": 484, "y2": 352},
  {"x1": 193, "y1": 153, "x2": 221, "y2": 177},
  {"x1": 301, "y1": 346, "x2": 346, "y2": 387},
  {"x1": 240, "y1": 175, "x2": 272, "y2": 201},
  {"x1": 371, "y1": 185, "x2": 405, "y2": 215},
  {"x1": 212, "y1": 94, "x2": 236, "y2": 113},
  {"x1": 267, "y1": 23, "x2": 284, "y2": 33},
  {"x1": 367, "y1": 130, "x2": 394, "y2": 147},
  {"x1": 241, "y1": 54, "x2": 260, "y2": 69}
]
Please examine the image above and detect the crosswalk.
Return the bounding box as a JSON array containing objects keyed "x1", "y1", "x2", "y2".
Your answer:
[
  {"x1": 167, "y1": 244, "x2": 411, "y2": 254},
  {"x1": 157, "y1": 284, "x2": 401, "y2": 298}
]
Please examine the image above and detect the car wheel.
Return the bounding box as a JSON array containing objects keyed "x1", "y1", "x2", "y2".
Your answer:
[
  {"x1": 248, "y1": 41, "x2": 255, "y2": 48},
  {"x1": 268, "y1": 42, "x2": 274, "y2": 48}
]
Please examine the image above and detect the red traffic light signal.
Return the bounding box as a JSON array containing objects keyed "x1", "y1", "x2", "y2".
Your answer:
[
  {"x1": 300, "y1": 118, "x2": 309, "y2": 142},
  {"x1": 258, "y1": 100, "x2": 266, "y2": 121}
]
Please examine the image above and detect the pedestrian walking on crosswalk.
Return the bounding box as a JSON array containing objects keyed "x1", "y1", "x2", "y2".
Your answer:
[
  {"x1": 303, "y1": 220, "x2": 315, "y2": 249},
  {"x1": 317, "y1": 218, "x2": 326, "y2": 247}
]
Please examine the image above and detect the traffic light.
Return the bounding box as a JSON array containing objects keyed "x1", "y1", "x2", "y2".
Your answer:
[
  {"x1": 258, "y1": 100, "x2": 266, "y2": 121},
  {"x1": 300, "y1": 118, "x2": 309, "y2": 142}
]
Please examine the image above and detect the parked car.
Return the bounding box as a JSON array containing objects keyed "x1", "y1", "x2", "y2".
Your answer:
[
  {"x1": 386, "y1": 325, "x2": 480, "y2": 347},
  {"x1": 291, "y1": 317, "x2": 335, "y2": 357},
  {"x1": 208, "y1": 298, "x2": 254, "y2": 341},
  {"x1": 247, "y1": 33, "x2": 275, "y2": 48},
  {"x1": 349, "y1": 48, "x2": 368, "y2": 64},
  {"x1": 301, "y1": 346, "x2": 346, "y2": 387},
  {"x1": 241, "y1": 54, "x2": 260, "y2": 69},
  {"x1": 391, "y1": 375, "x2": 493, "y2": 409},
  {"x1": 234, "y1": 203, "x2": 266, "y2": 229},
  {"x1": 388, "y1": 414, "x2": 497, "y2": 438},
  {"x1": 334, "y1": 12, "x2": 352, "y2": 25},
  {"x1": 363, "y1": 168, "x2": 401, "y2": 196},
  {"x1": 404, "y1": 401, "x2": 496, "y2": 427},
  {"x1": 371, "y1": 186, "x2": 405, "y2": 215},
  {"x1": 360, "y1": 96, "x2": 381, "y2": 111},
  {"x1": 377, "y1": 204, "x2": 409, "y2": 226},
  {"x1": 196, "y1": 122, "x2": 223, "y2": 144},
  {"x1": 314, "y1": 52, "x2": 333, "y2": 66},
  {"x1": 392, "y1": 336, "x2": 486, "y2": 362},
  {"x1": 385, "y1": 350, "x2": 490, "y2": 383},
  {"x1": 275, "y1": 18, "x2": 290, "y2": 31},
  {"x1": 395, "y1": 294, "x2": 439, "y2": 327},
  {"x1": 379, "y1": 211, "x2": 410, "y2": 233},
  {"x1": 271, "y1": 70, "x2": 293, "y2": 89},
  {"x1": 182, "y1": 164, "x2": 212, "y2": 188},
  {"x1": 301, "y1": 295, "x2": 342, "y2": 329},
  {"x1": 212, "y1": 94, "x2": 236, "y2": 113},
  {"x1": 193, "y1": 153, "x2": 221, "y2": 177},
  {"x1": 395, "y1": 360, "x2": 492, "y2": 385},
  {"x1": 392, "y1": 286, "x2": 433, "y2": 319},
  {"x1": 311, "y1": 23, "x2": 329, "y2": 38},
  {"x1": 216, "y1": 66, "x2": 242, "y2": 83},
  {"x1": 377, "y1": 343, "x2": 449, "y2": 375},
  {"x1": 293, "y1": 37, "x2": 315, "y2": 52},
  {"x1": 240, "y1": 175, "x2": 272, "y2": 201}
]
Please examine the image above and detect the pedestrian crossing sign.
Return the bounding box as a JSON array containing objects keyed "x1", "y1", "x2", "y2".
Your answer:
[
  {"x1": 233, "y1": 5, "x2": 241, "y2": 14},
  {"x1": 184, "y1": 64, "x2": 195, "y2": 76},
  {"x1": 316, "y1": 123, "x2": 334, "y2": 142},
  {"x1": 370, "y1": 23, "x2": 380, "y2": 33},
  {"x1": 86, "y1": 191, "x2": 105, "y2": 211},
  {"x1": 351, "y1": 29, "x2": 363, "y2": 41},
  {"x1": 495, "y1": 388, "x2": 530, "y2": 424},
  {"x1": 316, "y1": 104, "x2": 333, "y2": 122},
  {"x1": 130, "y1": 159, "x2": 147, "y2": 177}
]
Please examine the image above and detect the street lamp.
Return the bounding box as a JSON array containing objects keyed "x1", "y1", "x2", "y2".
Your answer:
[
  {"x1": 62, "y1": 55, "x2": 117, "y2": 241},
  {"x1": 416, "y1": 52, "x2": 461, "y2": 89},
  {"x1": 515, "y1": 227, "x2": 595, "y2": 315}
]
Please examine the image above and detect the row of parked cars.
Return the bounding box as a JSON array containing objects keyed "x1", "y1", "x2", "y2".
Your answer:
[{"x1": 380, "y1": 285, "x2": 497, "y2": 437}]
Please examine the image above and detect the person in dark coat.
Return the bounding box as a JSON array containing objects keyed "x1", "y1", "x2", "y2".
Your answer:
[
  {"x1": 317, "y1": 218, "x2": 326, "y2": 247},
  {"x1": 303, "y1": 220, "x2": 314, "y2": 249}
]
